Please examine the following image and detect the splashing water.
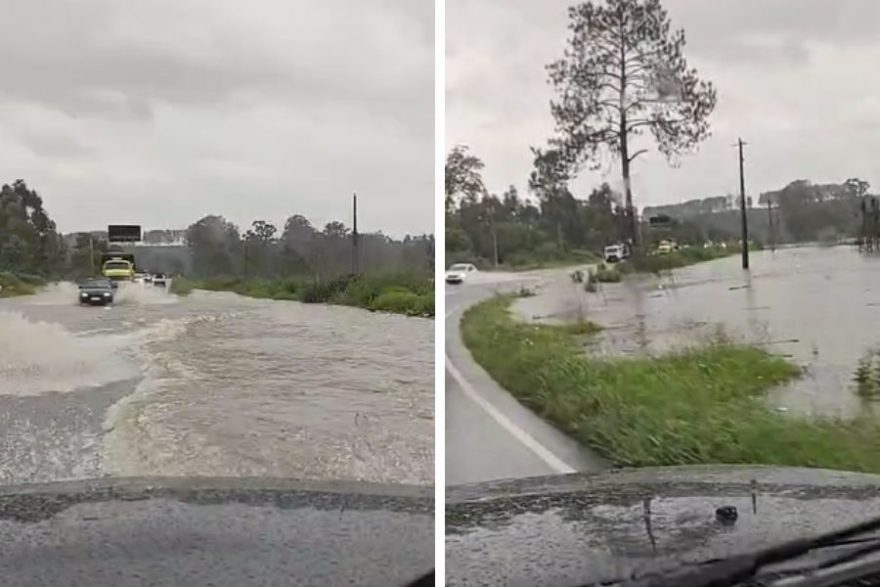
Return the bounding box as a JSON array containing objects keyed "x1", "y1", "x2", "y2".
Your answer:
[{"x1": 0, "y1": 310, "x2": 139, "y2": 396}]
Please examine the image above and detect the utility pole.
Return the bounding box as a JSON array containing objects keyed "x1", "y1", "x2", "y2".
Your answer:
[
  {"x1": 352, "y1": 192, "x2": 359, "y2": 275},
  {"x1": 89, "y1": 235, "x2": 95, "y2": 274},
  {"x1": 738, "y1": 138, "x2": 749, "y2": 270},
  {"x1": 766, "y1": 198, "x2": 775, "y2": 253},
  {"x1": 491, "y1": 218, "x2": 499, "y2": 268}
]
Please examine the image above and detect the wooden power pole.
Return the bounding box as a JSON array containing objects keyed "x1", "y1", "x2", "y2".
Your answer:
[
  {"x1": 738, "y1": 138, "x2": 749, "y2": 270},
  {"x1": 352, "y1": 193, "x2": 359, "y2": 275}
]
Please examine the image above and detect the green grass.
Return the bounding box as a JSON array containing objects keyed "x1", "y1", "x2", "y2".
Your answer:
[
  {"x1": 593, "y1": 263, "x2": 622, "y2": 283},
  {"x1": 0, "y1": 272, "x2": 41, "y2": 297},
  {"x1": 620, "y1": 245, "x2": 755, "y2": 274},
  {"x1": 448, "y1": 249, "x2": 601, "y2": 272},
  {"x1": 622, "y1": 248, "x2": 729, "y2": 274},
  {"x1": 502, "y1": 249, "x2": 601, "y2": 271},
  {"x1": 461, "y1": 295, "x2": 880, "y2": 473},
  {"x1": 170, "y1": 273, "x2": 433, "y2": 318}
]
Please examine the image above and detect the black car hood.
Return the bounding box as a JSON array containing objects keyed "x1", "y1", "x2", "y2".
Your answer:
[
  {"x1": 446, "y1": 465, "x2": 880, "y2": 586},
  {"x1": 79, "y1": 287, "x2": 112, "y2": 294},
  {"x1": 0, "y1": 476, "x2": 433, "y2": 587}
]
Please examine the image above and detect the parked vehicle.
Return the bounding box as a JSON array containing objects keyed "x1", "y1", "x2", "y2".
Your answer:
[{"x1": 603, "y1": 243, "x2": 628, "y2": 263}]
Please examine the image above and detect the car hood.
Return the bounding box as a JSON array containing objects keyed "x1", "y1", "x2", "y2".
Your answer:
[
  {"x1": 0, "y1": 477, "x2": 433, "y2": 587},
  {"x1": 446, "y1": 465, "x2": 880, "y2": 586},
  {"x1": 78, "y1": 287, "x2": 112, "y2": 294}
]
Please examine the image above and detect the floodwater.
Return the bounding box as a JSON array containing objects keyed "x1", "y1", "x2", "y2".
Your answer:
[
  {"x1": 0, "y1": 282, "x2": 433, "y2": 485},
  {"x1": 514, "y1": 246, "x2": 880, "y2": 419}
]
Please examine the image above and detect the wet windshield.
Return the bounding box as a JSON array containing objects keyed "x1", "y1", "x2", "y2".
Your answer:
[{"x1": 449, "y1": 264, "x2": 471, "y2": 271}]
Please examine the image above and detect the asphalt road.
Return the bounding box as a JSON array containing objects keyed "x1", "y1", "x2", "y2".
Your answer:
[{"x1": 445, "y1": 271, "x2": 606, "y2": 486}]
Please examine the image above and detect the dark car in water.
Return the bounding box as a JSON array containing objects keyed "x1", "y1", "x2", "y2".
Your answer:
[
  {"x1": 447, "y1": 466, "x2": 880, "y2": 587},
  {"x1": 77, "y1": 278, "x2": 114, "y2": 305}
]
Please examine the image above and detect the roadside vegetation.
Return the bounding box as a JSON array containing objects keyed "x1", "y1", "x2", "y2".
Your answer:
[
  {"x1": 462, "y1": 295, "x2": 880, "y2": 473},
  {"x1": 0, "y1": 272, "x2": 43, "y2": 298},
  {"x1": 171, "y1": 273, "x2": 433, "y2": 318},
  {"x1": 854, "y1": 350, "x2": 880, "y2": 399},
  {"x1": 617, "y1": 245, "x2": 743, "y2": 275},
  {"x1": 0, "y1": 177, "x2": 434, "y2": 316}
]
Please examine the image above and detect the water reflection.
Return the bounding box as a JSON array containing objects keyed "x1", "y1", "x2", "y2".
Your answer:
[{"x1": 526, "y1": 246, "x2": 880, "y2": 419}]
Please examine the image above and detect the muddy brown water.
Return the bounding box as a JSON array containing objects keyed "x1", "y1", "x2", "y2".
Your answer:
[
  {"x1": 514, "y1": 246, "x2": 880, "y2": 419},
  {"x1": 0, "y1": 282, "x2": 433, "y2": 485}
]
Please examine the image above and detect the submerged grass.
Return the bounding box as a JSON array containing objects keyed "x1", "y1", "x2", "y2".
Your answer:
[
  {"x1": 170, "y1": 273, "x2": 433, "y2": 318},
  {"x1": 461, "y1": 295, "x2": 880, "y2": 473},
  {"x1": 620, "y1": 246, "x2": 740, "y2": 274}
]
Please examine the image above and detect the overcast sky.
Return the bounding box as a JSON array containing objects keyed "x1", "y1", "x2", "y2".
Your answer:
[
  {"x1": 447, "y1": 0, "x2": 880, "y2": 208},
  {"x1": 0, "y1": 0, "x2": 433, "y2": 236}
]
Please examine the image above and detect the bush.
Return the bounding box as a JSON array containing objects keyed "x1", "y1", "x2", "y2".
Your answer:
[
  {"x1": 414, "y1": 293, "x2": 434, "y2": 317},
  {"x1": 301, "y1": 274, "x2": 356, "y2": 303},
  {"x1": 369, "y1": 290, "x2": 423, "y2": 315},
  {"x1": 0, "y1": 272, "x2": 40, "y2": 297},
  {"x1": 593, "y1": 264, "x2": 621, "y2": 283},
  {"x1": 169, "y1": 277, "x2": 195, "y2": 296},
  {"x1": 169, "y1": 271, "x2": 433, "y2": 318}
]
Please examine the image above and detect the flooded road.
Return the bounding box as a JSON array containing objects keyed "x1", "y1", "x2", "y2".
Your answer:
[
  {"x1": 514, "y1": 246, "x2": 880, "y2": 420},
  {"x1": 0, "y1": 282, "x2": 433, "y2": 485}
]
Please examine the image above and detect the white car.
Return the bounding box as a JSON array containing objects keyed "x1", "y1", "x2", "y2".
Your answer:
[{"x1": 445, "y1": 263, "x2": 477, "y2": 284}]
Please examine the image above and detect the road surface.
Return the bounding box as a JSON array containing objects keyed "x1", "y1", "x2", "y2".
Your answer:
[
  {"x1": 445, "y1": 270, "x2": 606, "y2": 486},
  {"x1": 0, "y1": 281, "x2": 433, "y2": 486}
]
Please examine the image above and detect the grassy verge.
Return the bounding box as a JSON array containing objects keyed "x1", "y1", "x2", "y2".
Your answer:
[
  {"x1": 501, "y1": 250, "x2": 602, "y2": 272},
  {"x1": 0, "y1": 272, "x2": 42, "y2": 297},
  {"x1": 619, "y1": 246, "x2": 742, "y2": 274},
  {"x1": 170, "y1": 273, "x2": 433, "y2": 318},
  {"x1": 447, "y1": 249, "x2": 601, "y2": 272},
  {"x1": 461, "y1": 295, "x2": 880, "y2": 473}
]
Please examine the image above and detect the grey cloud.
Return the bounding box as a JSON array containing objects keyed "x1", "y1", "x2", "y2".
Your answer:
[
  {"x1": 665, "y1": 0, "x2": 880, "y2": 66},
  {"x1": 0, "y1": 0, "x2": 433, "y2": 236},
  {"x1": 447, "y1": 0, "x2": 880, "y2": 211}
]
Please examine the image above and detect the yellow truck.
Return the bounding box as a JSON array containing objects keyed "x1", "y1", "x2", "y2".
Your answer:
[{"x1": 101, "y1": 253, "x2": 136, "y2": 282}]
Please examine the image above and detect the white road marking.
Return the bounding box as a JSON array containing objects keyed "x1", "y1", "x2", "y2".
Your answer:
[
  {"x1": 445, "y1": 356, "x2": 575, "y2": 474},
  {"x1": 445, "y1": 275, "x2": 575, "y2": 474}
]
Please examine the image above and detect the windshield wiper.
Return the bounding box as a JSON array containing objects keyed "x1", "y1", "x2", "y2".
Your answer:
[{"x1": 624, "y1": 514, "x2": 880, "y2": 587}]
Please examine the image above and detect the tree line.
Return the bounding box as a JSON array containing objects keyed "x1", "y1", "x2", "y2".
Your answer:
[
  {"x1": 0, "y1": 179, "x2": 432, "y2": 280},
  {"x1": 446, "y1": 146, "x2": 631, "y2": 267},
  {"x1": 644, "y1": 178, "x2": 877, "y2": 245},
  {"x1": 184, "y1": 214, "x2": 433, "y2": 280}
]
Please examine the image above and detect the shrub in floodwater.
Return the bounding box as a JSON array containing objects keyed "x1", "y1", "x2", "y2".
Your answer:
[
  {"x1": 594, "y1": 263, "x2": 621, "y2": 283},
  {"x1": 584, "y1": 271, "x2": 598, "y2": 293},
  {"x1": 169, "y1": 276, "x2": 195, "y2": 296},
  {"x1": 854, "y1": 352, "x2": 880, "y2": 398}
]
